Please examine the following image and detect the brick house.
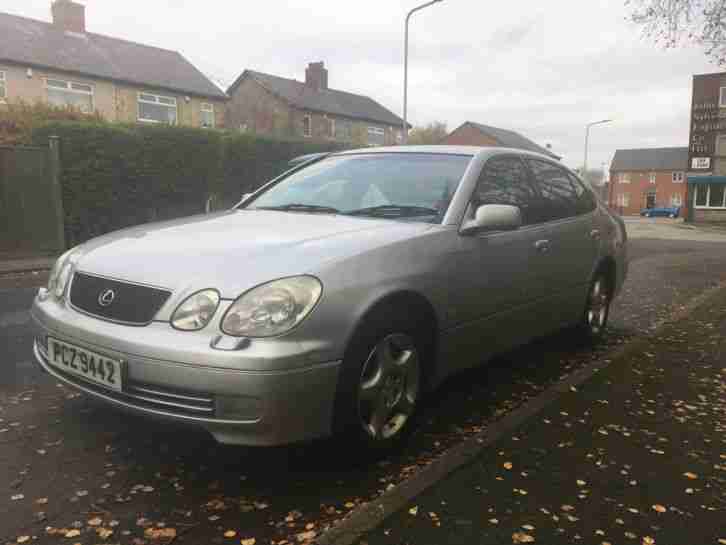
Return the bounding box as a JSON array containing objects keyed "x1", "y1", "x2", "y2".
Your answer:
[
  {"x1": 685, "y1": 72, "x2": 726, "y2": 223},
  {"x1": 225, "y1": 62, "x2": 408, "y2": 146},
  {"x1": 0, "y1": 0, "x2": 227, "y2": 128},
  {"x1": 608, "y1": 148, "x2": 688, "y2": 215},
  {"x1": 442, "y1": 121, "x2": 560, "y2": 160}
]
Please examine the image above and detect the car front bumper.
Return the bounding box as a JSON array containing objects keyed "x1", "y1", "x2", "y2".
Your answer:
[{"x1": 30, "y1": 296, "x2": 341, "y2": 446}]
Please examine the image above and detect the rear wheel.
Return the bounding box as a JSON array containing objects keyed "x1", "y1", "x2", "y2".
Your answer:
[{"x1": 580, "y1": 272, "x2": 612, "y2": 341}]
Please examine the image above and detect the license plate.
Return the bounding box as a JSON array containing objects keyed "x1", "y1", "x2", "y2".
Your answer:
[{"x1": 47, "y1": 337, "x2": 123, "y2": 392}]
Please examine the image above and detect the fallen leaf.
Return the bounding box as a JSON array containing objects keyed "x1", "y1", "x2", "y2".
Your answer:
[
  {"x1": 240, "y1": 539, "x2": 256, "y2": 545},
  {"x1": 642, "y1": 537, "x2": 655, "y2": 545},
  {"x1": 35, "y1": 498, "x2": 48, "y2": 505},
  {"x1": 576, "y1": 480, "x2": 586, "y2": 486},
  {"x1": 344, "y1": 502, "x2": 355, "y2": 509},
  {"x1": 561, "y1": 505, "x2": 575, "y2": 512},
  {"x1": 224, "y1": 530, "x2": 237, "y2": 538},
  {"x1": 408, "y1": 506, "x2": 418, "y2": 516},
  {"x1": 65, "y1": 529, "x2": 81, "y2": 538},
  {"x1": 75, "y1": 490, "x2": 88, "y2": 497},
  {"x1": 88, "y1": 518, "x2": 102, "y2": 527},
  {"x1": 97, "y1": 528, "x2": 113, "y2": 539},
  {"x1": 512, "y1": 531, "x2": 535, "y2": 543},
  {"x1": 296, "y1": 530, "x2": 316, "y2": 542},
  {"x1": 503, "y1": 462, "x2": 513, "y2": 470},
  {"x1": 684, "y1": 472, "x2": 698, "y2": 480},
  {"x1": 11, "y1": 494, "x2": 24, "y2": 501},
  {"x1": 652, "y1": 504, "x2": 666, "y2": 513},
  {"x1": 488, "y1": 518, "x2": 499, "y2": 524},
  {"x1": 144, "y1": 527, "x2": 177, "y2": 540},
  {"x1": 17, "y1": 537, "x2": 30, "y2": 544}
]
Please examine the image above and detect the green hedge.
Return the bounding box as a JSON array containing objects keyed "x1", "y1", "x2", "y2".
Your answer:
[{"x1": 31, "y1": 121, "x2": 345, "y2": 246}]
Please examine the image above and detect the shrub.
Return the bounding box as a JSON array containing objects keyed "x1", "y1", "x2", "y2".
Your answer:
[{"x1": 28, "y1": 121, "x2": 345, "y2": 245}]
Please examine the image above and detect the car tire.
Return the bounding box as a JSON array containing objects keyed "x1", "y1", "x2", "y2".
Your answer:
[
  {"x1": 578, "y1": 271, "x2": 612, "y2": 342},
  {"x1": 332, "y1": 303, "x2": 428, "y2": 456}
]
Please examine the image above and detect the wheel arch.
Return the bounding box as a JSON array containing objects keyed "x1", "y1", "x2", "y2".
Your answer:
[{"x1": 593, "y1": 255, "x2": 617, "y2": 291}]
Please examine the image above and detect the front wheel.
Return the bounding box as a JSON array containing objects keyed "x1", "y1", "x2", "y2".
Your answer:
[{"x1": 333, "y1": 308, "x2": 427, "y2": 455}]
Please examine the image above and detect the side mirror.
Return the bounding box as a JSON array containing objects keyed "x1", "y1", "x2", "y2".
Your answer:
[{"x1": 461, "y1": 204, "x2": 522, "y2": 235}]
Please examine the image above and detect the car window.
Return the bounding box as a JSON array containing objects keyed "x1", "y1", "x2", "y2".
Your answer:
[
  {"x1": 526, "y1": 159, "x2": 580, "y2": 222},
  {"x1": 569, "y1": 173, "x2": 597, "y2": 214},
  {"x1": 473, "y1": 156, "x2": 538, "y2": 225}
]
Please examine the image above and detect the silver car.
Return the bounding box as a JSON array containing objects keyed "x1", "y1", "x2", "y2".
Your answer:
[{"x1": 31, "y1": 146, "x2": 627, "y2": 449}]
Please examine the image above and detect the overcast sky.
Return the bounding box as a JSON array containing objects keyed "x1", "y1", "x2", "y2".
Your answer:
[{"x1": 5, "y1": 0, "x2": 721, "y2": 175}]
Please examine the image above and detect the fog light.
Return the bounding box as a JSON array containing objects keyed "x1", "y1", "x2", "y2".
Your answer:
[
  {"x1": 216, "y1": 395, "x2": 263, "y2": 420},
  {"x1": 37, "y1": 287, "x2": 50, "y2": 302}
]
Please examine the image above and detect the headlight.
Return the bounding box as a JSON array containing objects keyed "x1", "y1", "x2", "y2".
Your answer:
[
  {"x1": 171, "y1": 289, "x2": 220, "y2": 331},
  {"x1": 221, "y1": 276, "x2": 322, "y2": 338}
]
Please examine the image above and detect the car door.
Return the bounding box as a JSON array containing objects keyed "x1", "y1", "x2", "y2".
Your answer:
[
  {"x1": 444, "y1": 154, "x2": 554, "y2": 373},
  {"x1": 524, "y1": 158, "x2": 600, "y2": 329}
]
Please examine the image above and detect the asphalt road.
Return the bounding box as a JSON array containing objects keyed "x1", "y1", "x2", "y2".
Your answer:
[{"x1": 1, "y1": 219, "x2": 726, "y2": 545}]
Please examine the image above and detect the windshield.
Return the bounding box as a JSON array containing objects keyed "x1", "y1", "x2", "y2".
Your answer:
[{"x1": 243, "y1": 153, "x2": 472, "y2": 222}]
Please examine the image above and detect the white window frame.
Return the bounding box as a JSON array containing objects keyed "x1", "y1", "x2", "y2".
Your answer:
[
  {"x1": 670, "y1": 193, "x2": 683, "y2": 206},
  {"x1": 45, "y1": 77, "x2": 94, "y2": 112},
  {"x1": 616, "y1": 193, "x2": 630, "y2": 207},
  {"x1": 720, "y1": 87, "x2": 726, "y2": 108},
  {"x1": 302, "y1": 115, "x2": 312, "y2": 137},
  {"x1": 694, "y1": 183, "x2": 726, "y2": 209},
  {"x1": 672, "y1": 171, "x2": 684, "y2": 183},
  {"x1": 137, "y1": 92, "x2": 178, "y2": 124},
  {"x1": 649, "y1": 172, "x2": 656, "y2": 184},
  {"x1": 367, "y1": 126, "x2": 386, "y2": 146},
  {"x1": 328, "y1": 117, "x2": 336, "y2": 139},
  {"x1": 0, "y1": 70, "x2": 6, "y2": 102},
  {"x1": 200, "y1": 102, "x2": 215, "y2": 128},
  {"x1": 619, "y1": 172, "x2": 630, "y2": 184}
]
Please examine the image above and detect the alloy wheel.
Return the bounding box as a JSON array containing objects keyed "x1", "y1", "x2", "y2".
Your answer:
[
  {"x1": 586, "y1": 278, "x2": 610, "y2": 335},
  {"x1": 358, "y1": 333, "x2": 420, "y2": 441}
]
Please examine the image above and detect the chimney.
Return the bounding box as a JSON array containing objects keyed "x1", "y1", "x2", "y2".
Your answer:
[
  {"x1": 305, "y1": 62, "x2": 328, "y2": 91},
  {"x1": 52, "y1": 0, "x2": 86, "y2": 33}
]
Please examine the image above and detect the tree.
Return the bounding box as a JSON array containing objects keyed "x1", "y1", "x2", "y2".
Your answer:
[
  {"x1": 407, "y1": 121, "x2": 448, "y2": 145},
  {"x1": 627, "y1": 0, "x2": 726, "y2": 64}
]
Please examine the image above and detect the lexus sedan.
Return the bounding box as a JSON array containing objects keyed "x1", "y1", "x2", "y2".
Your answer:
[{"x1": 31, "y1": 146, "x2": 627, "y2": 450}]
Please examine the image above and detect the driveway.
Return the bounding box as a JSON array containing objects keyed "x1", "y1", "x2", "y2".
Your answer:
[{"x1": 1, "y1": 224, "x2": 726, "y2": 544}]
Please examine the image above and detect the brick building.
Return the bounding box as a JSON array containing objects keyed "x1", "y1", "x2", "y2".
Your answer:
[
  {"x1": 443, "y1": 121, "x2": 560, "y2": 159},
  {"x1": 686, "y1": 72, "x2": 726, "y2": 223},
  {"x1": 225, "y1": 62, "x2": 408, "y2": 146},
  {"x1": 0, "y1": 1, "x2": 227, "y2": 128},
  {"x1": 608, "y1": 147, "x2": 688, "y2": 215}
]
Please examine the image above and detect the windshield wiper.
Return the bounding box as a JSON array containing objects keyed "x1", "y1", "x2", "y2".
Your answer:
[
  {"x1": 254, "y1": 203, "x2": 340, "y2": 214},
  {"x1": 344, "y1": 205, "x2": 440, "y2": 218}
]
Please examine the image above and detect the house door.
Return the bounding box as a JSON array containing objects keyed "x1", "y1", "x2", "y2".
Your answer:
[{"x1": 645, "y1": 190, "x2": 656, "y2": 209}]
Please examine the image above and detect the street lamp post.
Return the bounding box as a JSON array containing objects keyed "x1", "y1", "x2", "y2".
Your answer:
[
  {"x1": 403, "y1": 0, "x2": 443, "y2": 144},
  {"x1": 583, "y1": 119, "x2": 612, "y2": 181}
]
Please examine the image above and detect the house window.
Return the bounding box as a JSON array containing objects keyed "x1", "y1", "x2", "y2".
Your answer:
[
  {"x1": 200, "y1": 103, "x2": 215, "y2": 128},
  {"x1": 616, "y1": 193, "x2": 630, "y2": 207},
  {"x1": 619, "y1": 172, "x2": 630, "y2": 184},
  {"x1": 694, "y1": 184, "x2": 726, "y2": 209},
  {"x1": 367, "y1": 127, "x2": 385, "y2": 146},
  {"x1": 720, "y1": 87, "x2": 726, "y2": 107},
  {"x1": 671, "y1": 193, "x2": 683, "y2": 206},
  {"x1": 138, "y1": 92, "x2": 177, "y2": 124},
  {"x1": 335, "y1": 119, "x2": 353, "y2": 141},
  {"x1": 649, "y1": 172, "x2": 656, "y2": 184},
  {"x1": 0, "y1": 70, "x2": 6, "y2": 101},
  {"x1": 672, "y1": 171, "x2": 684, "y2": 183},
  {"x1": 302, "y1": 115, "x2": 312, "y2": 137},
  {"x1": 46, "y1": 78, "x2": 94, "y2": 113}
]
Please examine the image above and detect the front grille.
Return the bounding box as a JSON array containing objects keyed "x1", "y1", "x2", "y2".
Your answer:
[{"x1": 69, "y1": 272, "x2": 171, "y2": 325}]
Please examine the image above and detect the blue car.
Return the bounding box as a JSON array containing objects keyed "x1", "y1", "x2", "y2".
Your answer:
[{"x1": 640, "y1": 206, "x2": 680, "y2": 218}]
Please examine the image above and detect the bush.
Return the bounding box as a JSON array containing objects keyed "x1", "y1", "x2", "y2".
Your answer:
[
  {"x1": 0, "y1": 102, "x2": 103, "y2": 146},
  {"x1": 28, "y1": 121, "x2": 345, "y2": 245}
]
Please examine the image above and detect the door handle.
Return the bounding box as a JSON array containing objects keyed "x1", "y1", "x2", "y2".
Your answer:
[
  {"x1": 590, "y1": 229, "x2": 601, "y2": 240},
  {"x1": 534, "y1": 239, "x2": 550, "y2": 253}
]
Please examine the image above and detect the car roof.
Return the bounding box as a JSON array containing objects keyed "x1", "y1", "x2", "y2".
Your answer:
[{"x1": 332, "y1": 145, "x2": 561, "y2": 162}]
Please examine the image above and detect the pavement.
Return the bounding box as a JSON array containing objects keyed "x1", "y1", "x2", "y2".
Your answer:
[
  {"x1": 355, "y1": 282, "x2": 726, "y2": 545},
  {"x1": 0, "y1": 255, "x2": 55, "y2": 276},
  {"x1": 1, "y1": 221, "x2": 726, "y2": 545}
]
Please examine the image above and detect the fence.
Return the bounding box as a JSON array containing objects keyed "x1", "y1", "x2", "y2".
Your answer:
[{"x1": 0, "y1": 137, "x2": 65, "y2": 255}]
